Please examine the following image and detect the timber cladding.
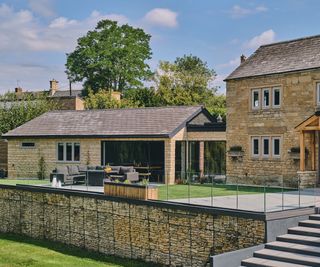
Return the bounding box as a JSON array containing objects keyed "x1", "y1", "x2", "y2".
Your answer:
[{"x1": 0, "y1": 185, "x2": 265, "y2": 267}]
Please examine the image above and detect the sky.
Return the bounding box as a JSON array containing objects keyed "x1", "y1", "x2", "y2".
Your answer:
[{"x1": 0, "y1": 0, "x2": 320, "y2": 94}]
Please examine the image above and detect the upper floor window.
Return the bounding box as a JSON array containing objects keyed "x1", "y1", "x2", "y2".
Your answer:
[
  {"x1": 317, "y1": 83, "x2": 320, "y2": 106},
  {"x1": 262, "y1": 88, "x2": 270, "y2": 108},
  {"x1": 57, "y1": 142, "x2": 80, "y2": 162},
  {"x1": 251, "y1": 87, "x2": 281, "y2": 110},
  {"x1": 273, "y1": 88, "x2": 281, "y2": 107},
  {"x1": 252, "y1": 90, "x2": 260, "y2": 109}
]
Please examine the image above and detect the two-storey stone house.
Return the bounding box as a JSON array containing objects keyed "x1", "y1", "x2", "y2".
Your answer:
[{"x1": 225, "y1": 35, "x2": 320, "y2": 186}]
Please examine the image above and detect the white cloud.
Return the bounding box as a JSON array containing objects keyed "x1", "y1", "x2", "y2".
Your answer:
[
  {"x1": 144, "y1": 8, "x2": 178, "y2": 28},
  {"x1": 244, "y1": 29, "x2": 276, "y2": 49},
  {"x1": 228, "y1": 5, "x2": 268, "y2": 19},
  {"x1": 28, "y1": 0, "x2": 55, "y2": 18},
  {"x1": 0, "y1": 4, "x2": 130, "y2": 52}
]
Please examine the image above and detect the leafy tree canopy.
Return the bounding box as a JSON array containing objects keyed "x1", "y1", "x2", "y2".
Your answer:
[
  {"x1": 66, "y1": 20, "x2": 153, "y2": 93},
  {"x1": 84, "y1": 89, "x2": 138, "y2": 109},
  {"x1": 0, "y1": 93, "x2": 58, "y2": 135}
]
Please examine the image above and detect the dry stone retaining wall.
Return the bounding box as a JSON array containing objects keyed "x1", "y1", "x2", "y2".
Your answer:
[{"x1": 0, "y1": 185, "x2": 265, "y2": 267}]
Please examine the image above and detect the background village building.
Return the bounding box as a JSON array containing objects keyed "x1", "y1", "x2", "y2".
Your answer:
[
  {"x1": 2, "y1": 106, "x2": 226, "y2": 183},
  {"x1": 225, "y1": 35, "x2": 320, "y2": 186}
]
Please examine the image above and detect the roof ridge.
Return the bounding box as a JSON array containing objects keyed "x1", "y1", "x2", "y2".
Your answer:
[
  {"x1": 260, "y1": 34, "x2": 320, "y2": 48},
  {"x1": 47, "y1": 105, "x2": 203, "y2": 113}
]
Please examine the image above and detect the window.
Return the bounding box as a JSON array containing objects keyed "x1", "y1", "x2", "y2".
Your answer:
[
  {"x1": 263, "y1": 89, "x2": 270, "y2": 108},
  {"x1": 262, "y1": 137, "x2": 270, "y2": 157},
  {"x1": 57, "y1": 143, "x2": 64, "y2": 161},
  {"x1": 272, "y1": 137, "x2": 281, "y2": 157},
  {"x1": 317, "y1": 83, "x2": 320, "y2": 106},
  {"x1": 252, "y1": 137, "x2": 260, "y2": 157},
  {"x1": 251, "y1": 136, "x2": 281, "y2": 159},
  {"x1": 57, "y1": 142, "x2": 80, "y2": 162},
  {"x1": 252, "y1": 90, "x2": 260, "y2": 109},
  {"x1": 273, "y1": 88, "x2": 281, "y2": 107},
  {"x1": 74, "y1": 143, "x2": 80, "y2": 162},
  {"x1": 21, "y1": 142, "x2": 35, "y2": 148}
]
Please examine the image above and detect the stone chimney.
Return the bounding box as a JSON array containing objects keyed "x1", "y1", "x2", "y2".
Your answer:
[
  {"x1": 15, "y1": 87, "x2": 23, "y2": 94},
  {"x1": 49, "y1": 79, "x2": 59, "y2": 96},
  {"x1": 240, "y1": 54, "x2": 247, "y2": 64}
]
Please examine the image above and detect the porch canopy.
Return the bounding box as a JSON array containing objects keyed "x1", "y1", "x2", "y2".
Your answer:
[{"x1": 295, "y1": 112, "x2": 320, "y2": 171}]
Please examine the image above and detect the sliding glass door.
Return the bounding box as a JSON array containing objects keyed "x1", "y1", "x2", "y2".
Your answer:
[{"x1": 102, "y1": 141, "x2": 165, "y2": 183}]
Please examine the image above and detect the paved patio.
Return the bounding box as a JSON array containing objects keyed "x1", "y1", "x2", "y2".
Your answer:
[{"x1": 40, "y1": 184, "x2": 320, "y2": 212}]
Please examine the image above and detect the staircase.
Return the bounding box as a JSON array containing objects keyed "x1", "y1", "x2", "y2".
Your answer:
[{"x1": 241, "y1": 214, "x2": 320, "y2": 266}]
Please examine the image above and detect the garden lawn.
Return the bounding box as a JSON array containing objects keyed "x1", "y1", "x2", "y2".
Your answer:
[
  {"x1": 0, "y1": 179, "x2": 50, "y2": 186},
  {"x1": 0, "y1": 233, "x2": 157, "y2": 267},
  {"x1": 158, "y1": 184, "x2": 292, "y2": 200}
]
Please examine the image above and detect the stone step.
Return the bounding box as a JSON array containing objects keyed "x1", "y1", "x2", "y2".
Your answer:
[
  {"x1": 253, "y1": 248, "x2": 320, "y2": 266},
  {"x1": 241, "y1": 257, "x2": 307, "y2": 267},
  {"x1": 277, "y1": 233, "x2": 320, "y2": 247},
  {"x1": 265, "y1": 240, "x2": 320, "y2": 257},
  {"x1": 288, "y1": 226, "x2": 320, "y2": 237},
  {"x1": 299, "y1": 219, "x2": 320, "y2": 228},
  {"x1": 310, "y1": 214, "x2": 320, "y2": 221}
]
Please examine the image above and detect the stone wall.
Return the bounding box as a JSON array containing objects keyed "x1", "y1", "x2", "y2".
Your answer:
[
  {"x1": 0, "y1": 139, "x2": 8, "y2": 171},
  {"x1": 0, "y1": 185, "x2": 265, "y2": 267},
  {"x1": 7, "y1": 130, "x2": 226, "y2": 183},
  {"x1": 226, "y1": 69, "x2": 320, "y2": 185}
]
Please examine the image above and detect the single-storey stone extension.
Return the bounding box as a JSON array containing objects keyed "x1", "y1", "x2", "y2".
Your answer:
[
  {"x1": 225, "y1": 34, "x2": 320, "y2": 186},
  {"x1": 3, "y1": 106, "x2": 226, "y2": 184}
]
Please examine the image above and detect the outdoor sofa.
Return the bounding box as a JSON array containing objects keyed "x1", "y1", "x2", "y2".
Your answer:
[
  {"x1": 50, "y1": 165, "x2": 86, "y2": 185},
  {"x1": 50, "y1": 165, "x2": 139, "y2": 185}
]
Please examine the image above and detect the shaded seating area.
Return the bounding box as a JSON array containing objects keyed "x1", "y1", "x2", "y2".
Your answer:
[{"x1": 50, "y1": 165, "x2": 139, "y2": 186}]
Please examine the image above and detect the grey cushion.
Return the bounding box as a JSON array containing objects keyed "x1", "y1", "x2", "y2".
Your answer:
[
  {"x1": 78, "y1": 165, "x2": 87, "y2": 172},
  {"x1": 111, "y1": 166, "x2": 121, "y2": 173},
  {"x1": 120, "y1": 166, "x2": 134, "y2": 175},
  {"x1": 56, "y1": 166, "x2": 69, "y2": 175},
  {"x1": 68, "y1": 165, "x2": 80, "y2": 175},
  {"x1": 96, "y1": 166, "x2": 104, "y2": 170}
]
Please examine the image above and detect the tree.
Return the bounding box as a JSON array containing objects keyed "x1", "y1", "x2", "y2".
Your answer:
[
  {"x1": 0, "y1": 94, "x2": 58, "y2": 135},
  {"x1": 153, "y1": 55, "x2": 226, "y2": 119},
  {"x1": 66, "y1": 20, "x2": 153, "y2": 93},
  {"x1": 123, "y1": 88, "x2": 161, "y2": 107},
  {"x1": 84, "y1": 89, "x2": 138, "y2": 109}
]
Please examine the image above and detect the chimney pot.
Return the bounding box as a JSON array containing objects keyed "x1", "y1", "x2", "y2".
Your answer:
[
  {"x1": 15, "y1": 87, "x2": 23, "y2": 94},
  {"x1": 240, "y1": 54, "x2": 247, "y2": 64}
]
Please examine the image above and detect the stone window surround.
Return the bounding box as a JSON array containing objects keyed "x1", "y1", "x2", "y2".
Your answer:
[
  {"x1": 20, "y1": 142, "x2": 36, "y2": 149},
  {"x1": 316, "y1": 82, "x2": 320, "y2": 106},
  {"x1": 56, "y1": 142, "x2": 80, "y2": 163},
  {"x1": 250, "y1": 135, "x2": 282, "y2": 160},
  {"x1": 250, "y1": 87, "x2": 282, "y2": 111}
]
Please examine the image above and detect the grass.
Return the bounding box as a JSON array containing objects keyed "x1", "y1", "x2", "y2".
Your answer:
[
  {"x1": 0, "y1": 179, "x2": 294, "y2": 201},
  {"x1": 0, "y1": 233, "x2": 158, "y2": 267},
  {"x1": 158, "y1": 183, "x2": 292, "y2": 200},
  {"x1": 0, "y1": 179, "x2": 50, "y2": 186}
]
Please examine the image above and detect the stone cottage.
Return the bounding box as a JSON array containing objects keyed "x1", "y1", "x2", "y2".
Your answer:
[
  {"x1": 225, "y1": 34, "x2": 320, "y2": 186},
  {"x1": 3, "y1": 106, "x2": 226, "y2": 184}
]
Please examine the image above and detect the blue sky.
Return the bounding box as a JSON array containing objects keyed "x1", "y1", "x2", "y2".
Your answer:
[{"x1": 0, "y1": 0, "x2": 319, "y2": 94}]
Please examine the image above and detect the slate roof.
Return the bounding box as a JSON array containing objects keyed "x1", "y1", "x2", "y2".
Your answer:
[
  {"x1": 51, "y1": 89, "x2": 83, "y2": 98},
  {"x1": 3, "y1": 106, "x2": 204, "y2": 138},
  {"x1": 225, "y1": 35, "x2": 320, "y2": 80}
]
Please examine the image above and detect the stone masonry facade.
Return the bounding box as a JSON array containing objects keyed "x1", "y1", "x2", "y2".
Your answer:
[
  {"x1": 7, "y1": 130, "x2": 226, "y2": 184},
  {"x1": 226, "y1": 69, "x2": 320, "y2": 186},
  {"x1": 0, "y1": 185, "x2": 265, "y2": 267}
]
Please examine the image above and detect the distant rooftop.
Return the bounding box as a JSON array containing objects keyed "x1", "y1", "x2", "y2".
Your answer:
[
  {"x1": 3, "y1": 106, "x2": 212, "y2": 138},
  {"x1": 225, "y1": 34, "x2": 320, "y2": 80}
]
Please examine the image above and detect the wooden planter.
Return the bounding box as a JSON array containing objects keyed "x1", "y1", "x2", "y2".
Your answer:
[{"x1": 104, "y1": 182, "x2": 158, "y2": 200}]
